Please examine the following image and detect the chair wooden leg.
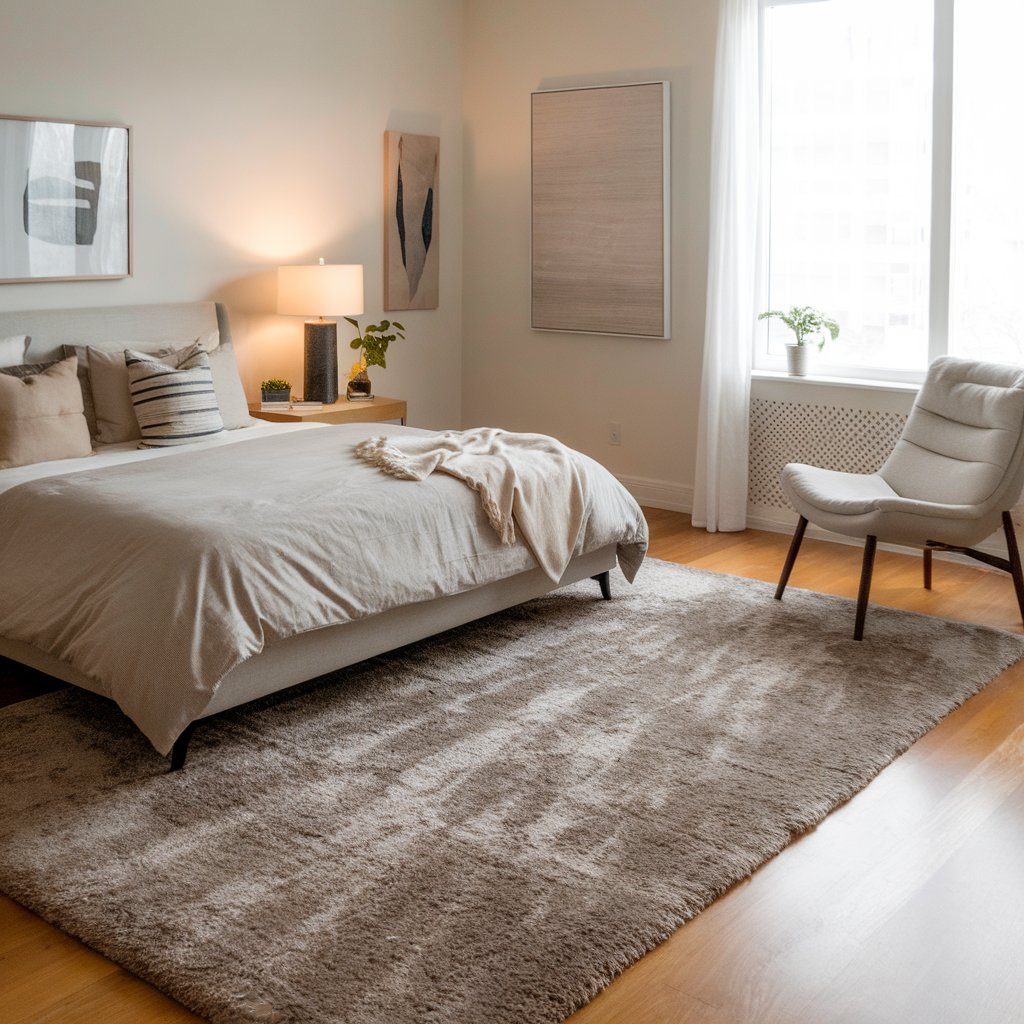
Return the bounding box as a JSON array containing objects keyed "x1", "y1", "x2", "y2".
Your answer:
[
  {"x1": 853, "y1": 535, "x2": 878, "y2": 641},
  {"x1": 775, "y1": 516, "x2": 808, "y2": 601},
  {"x1": 1002, "y1": 511, "x2": 1024, "y2": 624},
  {"x1": 923, "y1": 547, "x2": 933, "y2": 590}
]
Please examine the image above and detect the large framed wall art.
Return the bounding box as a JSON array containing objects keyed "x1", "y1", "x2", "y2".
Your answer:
[
  {"x1": 0, "y1": 114, "x2": 131, "y2": 283},
  {"x1": 531, "y1": 82, "x2": 670, "y2": 338}
]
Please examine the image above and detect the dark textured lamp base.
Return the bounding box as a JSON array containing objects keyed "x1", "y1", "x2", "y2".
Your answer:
[{"x1": 303, "y1": 320, "x2": 339, "y2": 403}]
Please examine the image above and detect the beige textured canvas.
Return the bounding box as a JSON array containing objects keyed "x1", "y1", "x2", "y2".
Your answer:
[
  {"x1": 532, "y1": 82, "x2": 669, "y2": 337},
  {"x1": 384, "y1": 131, "x2": 439, "y2": 311}
]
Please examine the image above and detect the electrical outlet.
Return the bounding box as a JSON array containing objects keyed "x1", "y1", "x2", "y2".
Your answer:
[{"x1": 609, "y1": 422, "x2": 622, "y2": 445}]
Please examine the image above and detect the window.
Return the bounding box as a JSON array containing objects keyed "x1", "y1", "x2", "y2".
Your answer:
[
  {"x1": 948, "y1": 1, "x2": 1024, "y2": 365},
  {"x1": 757, "y1": 0, "x2": 1024, "y2": 381}
]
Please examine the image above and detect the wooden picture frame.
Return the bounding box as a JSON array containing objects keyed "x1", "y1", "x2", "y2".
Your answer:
[
  {"x1": 531, "y1": 82, "x2": 670, "y2": 338},
  {"x1": 0, "y1": 114, "x2": 131, "y2": 283},
  {"x1": 384, "y1": 131, "x2": 439, "y2": 311}
]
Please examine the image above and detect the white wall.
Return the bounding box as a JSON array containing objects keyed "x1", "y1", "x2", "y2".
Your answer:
[
  {"x1": 0, "y1": 0, "x2": 924, "y2": 517},
  {"x1": 0, "y1": 0, "x2": 464, "y2": 429},
  {"x1": 461, "y1": 0, "x2": 719, "y2": 505}
]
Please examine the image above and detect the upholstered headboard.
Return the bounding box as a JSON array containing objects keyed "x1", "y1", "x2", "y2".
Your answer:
[{"x1": 0, "y1": 302, "x2": 232, "y2": 362}]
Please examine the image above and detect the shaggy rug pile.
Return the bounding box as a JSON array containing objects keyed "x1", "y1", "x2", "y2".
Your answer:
[{"x1": 1, "y1": 559, "x2": 1022, "y2": 1024}]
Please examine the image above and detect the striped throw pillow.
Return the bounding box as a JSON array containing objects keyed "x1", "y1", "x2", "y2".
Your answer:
[{"x1": 126, "y1": 347, "x2": 224, "y2": 447}]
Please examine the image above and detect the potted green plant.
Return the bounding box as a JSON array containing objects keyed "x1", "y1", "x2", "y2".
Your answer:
[
  {"x1": 757, "y1": 306, "x2": 839, "y2": 377},
  {"x1": 260, "y1": 377, "x2": 292, "y2": 403},
  {"x1": 344, "y1": 317, "x2": 406, "y2": 401}
]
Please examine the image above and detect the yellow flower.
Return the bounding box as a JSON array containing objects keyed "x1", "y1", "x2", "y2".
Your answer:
[{"x1": 348, "y1": 357, "x2": 367, "y2": 380}]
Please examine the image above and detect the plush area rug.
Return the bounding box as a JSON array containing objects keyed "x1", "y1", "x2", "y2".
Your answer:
[{"x1": 1, "y1": 559, "x2": 1022, "y2": 1024}]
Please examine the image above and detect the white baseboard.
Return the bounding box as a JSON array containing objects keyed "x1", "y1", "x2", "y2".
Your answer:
[{"x1": 616, "y1": 474, "x2": 693, "y2": 513}]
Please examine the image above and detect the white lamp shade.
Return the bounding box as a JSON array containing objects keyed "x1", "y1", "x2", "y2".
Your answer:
[{"x1": 277, "y1": 263, "x2": 364, "y2": 317}]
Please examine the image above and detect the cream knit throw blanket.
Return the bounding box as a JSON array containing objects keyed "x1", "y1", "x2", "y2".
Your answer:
[{"x1": 354, "y1": 428, "x2": 586, "y2": 582}]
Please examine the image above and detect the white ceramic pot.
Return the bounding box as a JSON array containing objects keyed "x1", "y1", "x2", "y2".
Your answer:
[{"x1": 785, "y1": 344, "x2": 809, "y2": 377}]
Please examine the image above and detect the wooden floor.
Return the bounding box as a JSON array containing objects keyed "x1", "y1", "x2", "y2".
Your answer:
[{"x1": 2, "y1": 510, "x2": 1023, "y2": 1024}]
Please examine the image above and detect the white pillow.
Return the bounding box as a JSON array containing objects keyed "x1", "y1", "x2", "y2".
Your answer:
[
  {"x1": 206, "y1": 345, "x2": 256, "y2": 430},
  {"x1": 0, "y1": 335, "x2": 30, "y2": 368},
  {"x1": 126, "y1": 348, "x2": 225, "y2": 448}
]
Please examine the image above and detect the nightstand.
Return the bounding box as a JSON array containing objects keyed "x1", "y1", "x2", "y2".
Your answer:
[{"x1": 249, "y1": 396, "x2": 407, "y2": 426}]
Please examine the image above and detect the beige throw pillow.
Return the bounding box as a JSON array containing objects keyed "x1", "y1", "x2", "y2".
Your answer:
[
  {"x1": 89, "y1": 344, "x2": 177, "y2": 443},
  {"x1": 0, "y1": 356, "x2": 92, "y2": 469}
]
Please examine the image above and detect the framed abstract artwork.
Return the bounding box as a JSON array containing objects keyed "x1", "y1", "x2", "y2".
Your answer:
[
  {"x1": 384, "y1": 130, "x2": 439, "y2": 311},
  {"x1": 531, "y1": 82, "x2": 670, "y2": 338},
  {"x1": 0, "y1": 114, "x2": 131, "y2": 283}
]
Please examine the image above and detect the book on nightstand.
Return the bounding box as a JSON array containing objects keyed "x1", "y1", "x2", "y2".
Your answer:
[
  {"x1": 290, "y1": 401, "x2": 324, "y2": 410},
  {"x1": 260, "y1": 401, "x2": 292, "y2": 410}
]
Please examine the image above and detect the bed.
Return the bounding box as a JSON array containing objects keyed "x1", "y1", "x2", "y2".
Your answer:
[{"x1": 0, "y1": 302, "x2": 648, "y2": 768}]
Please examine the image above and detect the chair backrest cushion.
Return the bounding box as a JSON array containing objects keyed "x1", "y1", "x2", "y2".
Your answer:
[{"x1": 881, "y1": 356, "x2": 1024, "y2": 507}]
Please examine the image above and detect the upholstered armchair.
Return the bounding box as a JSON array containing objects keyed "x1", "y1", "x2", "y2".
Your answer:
[{"x1": 774, "y1": 357, "x2": 1024, "y2": 639}]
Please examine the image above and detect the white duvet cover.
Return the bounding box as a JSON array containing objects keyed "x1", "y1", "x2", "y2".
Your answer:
[{"x1": 0, "y1": 423, "x2": 648, "y2": 755}]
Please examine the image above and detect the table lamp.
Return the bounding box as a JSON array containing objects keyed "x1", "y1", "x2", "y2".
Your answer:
[{"x1": 277, "y1": 259, "x2": 364, "y2": 403}]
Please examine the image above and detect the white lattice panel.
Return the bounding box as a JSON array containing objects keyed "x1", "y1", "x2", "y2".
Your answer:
[{"x1": 749, "y1": 399, "x2": 907, "y2": 509}]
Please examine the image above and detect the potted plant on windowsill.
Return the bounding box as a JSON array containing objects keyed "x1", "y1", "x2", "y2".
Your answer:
[
  {"x1": 757, "y1": 306, "x2": 840, "y2": 377},
  {"x1": 344, "y1": 317, "x2": 406, "y2": 401}
]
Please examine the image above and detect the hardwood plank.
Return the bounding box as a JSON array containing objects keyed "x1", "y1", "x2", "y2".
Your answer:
[
  {"x1": 4, "y1": 511, "x2": 1024, "y2": 1023},
  {"x1": 796, "y1": 780, "x2": 1024, "y2": 1024},
  {"x1": 23, "y1": 969, "x2": 205, "y2": 1024},
  {"x1": 569, "y1": 965, "x2": 727, "y2": 1024},
  {"x1": 0, "y1": 916, "x2": 120, "y2": 1024},
  {"x1": 0, "y1": 894, "x2": 44, "y2": 955}
]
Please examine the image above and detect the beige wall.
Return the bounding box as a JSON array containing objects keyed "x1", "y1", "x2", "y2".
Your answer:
[
  {"x1": 0, "y1": 0, "x2": 918, "y2": 514},
  {"x1": 461, "y1": 0, "x2": 719, "y2": 503},
  {"x1": 0, "y1": 0, "x2": 464, "y2": 429}
]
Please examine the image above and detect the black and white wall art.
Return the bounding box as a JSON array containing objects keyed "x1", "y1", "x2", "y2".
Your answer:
[
  {"x1": 384, "y1": 130, "x2": 439, "y2": 311},
  {"x1": 0, "y1": 115, "x2": 130, "y2": 283}
]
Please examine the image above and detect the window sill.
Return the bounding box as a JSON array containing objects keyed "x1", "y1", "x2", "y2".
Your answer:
[{"x1": 751, "y1": 369, "x2": 921, "y2": 394}]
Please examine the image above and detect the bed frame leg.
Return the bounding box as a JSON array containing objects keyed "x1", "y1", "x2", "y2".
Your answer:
[
  {"x1": 592, "y1": 571, "x2": 612, "y2": 600},
  {"x1": 169, "y1": 722, "x2": 197, "y2": 772}
]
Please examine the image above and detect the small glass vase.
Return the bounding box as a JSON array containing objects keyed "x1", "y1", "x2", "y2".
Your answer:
[{"x1": 347, "y1": 370, "x2": 372, "y2": 401}]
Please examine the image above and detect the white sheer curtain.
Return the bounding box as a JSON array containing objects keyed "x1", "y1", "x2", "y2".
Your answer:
[{"x1": 691, "y1": 0, "x2": 762, "y2": 532}]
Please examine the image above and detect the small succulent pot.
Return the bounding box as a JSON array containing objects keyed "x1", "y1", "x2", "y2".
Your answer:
[{"x1": 261, "y1": 388, "x2": 291, "y2": 403}]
